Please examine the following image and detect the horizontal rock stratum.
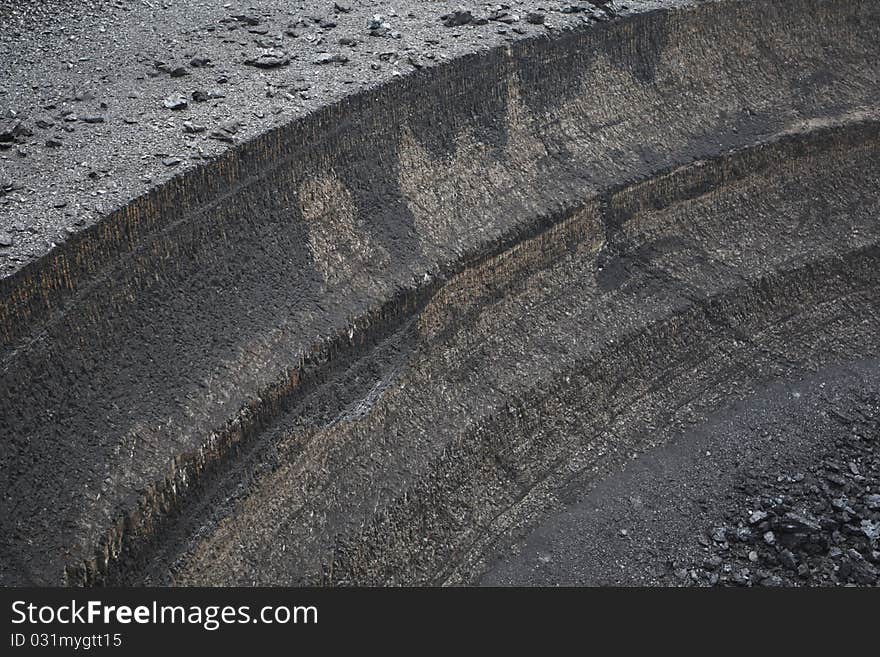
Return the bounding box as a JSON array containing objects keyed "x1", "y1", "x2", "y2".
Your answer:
[{"x1": 1, "y1": 0, "x2": 879, "y2": 585}]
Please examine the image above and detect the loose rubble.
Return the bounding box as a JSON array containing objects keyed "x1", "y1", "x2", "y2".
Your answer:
[
  {"x1": 441, "y1": 10, "x2": 475, "y2": 28},
  {"x1": 244, "y1": 48, "x2": 291, "y2": 68},
  {"x1": 0, "y1": 116, "x2": 32, "y2": 149},
  {"x1": 162, "y1": 95, "x2": 188, "y2": 111},
  {"x1": 690, "y1": 413, "x2": 880, "y2": 586},
  {"x1": 208, "y1": 120, "x2": 240, "y2": 143},
  {"x1": 314, "y1": 53, "x2": 349, "y2": 65}
]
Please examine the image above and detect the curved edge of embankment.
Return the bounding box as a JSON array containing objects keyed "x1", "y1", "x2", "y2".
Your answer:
[
  {"x1": 0, "y1": 0, "x2": 877, "y2": 585},
  {"x1": 0, "y1": 9, "x2": 634, "y2": 347}
]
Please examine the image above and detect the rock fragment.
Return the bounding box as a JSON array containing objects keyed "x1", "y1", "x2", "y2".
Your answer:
[
  {"x1": 183, "y1": 121, "x2": 206, "y2": 134},
  {"x1": 162, "y1": 95, "x2": 188, "y2": 110},
  {"x1": 526, "y1": 11, "x2": 546, "y2": 24},
  {"x1": 244, "y1": 49, "x2": 290, "y2": 68},
  {"x1": 231, "y1": 14, "x2": 261, "y2": 26},
  {"x1": 748, "y1": 510, "x2": 769, "y2": 525},
  {"x1": 0, "y1": 118, "x2": 32, "y2": 146},
  {"x1": 773, "y1": 512, "x2": 821, "y2": 534},
  {"x1": 314, "y1": 53, "x2": 349, "y2": 65},
  {"x1": 368, "y1": 15, "x2": 393, "y2": 37},
  {"x1": 441, "y1": 10, "x2": 474, "y2": 27},
  {"x1": 209, "y1": 121, "x2": 240, "y2": 143},
  {"x1": 488, "y1": 8, "x2": 518, "y2": 23}
]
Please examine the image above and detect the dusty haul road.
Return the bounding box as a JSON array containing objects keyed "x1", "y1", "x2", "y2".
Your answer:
[{"x1": 1, "y1": 0, "x2": 879, "y2": 587}]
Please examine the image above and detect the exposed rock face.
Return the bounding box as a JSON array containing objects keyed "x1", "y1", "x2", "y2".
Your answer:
[{"x1": 0, "y1": 0, "x2": 879, "y2": 586}]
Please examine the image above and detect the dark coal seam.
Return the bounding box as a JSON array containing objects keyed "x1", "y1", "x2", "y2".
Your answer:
[{"x1": 126, "y1": 318, "x2": 420, "y2": 586}]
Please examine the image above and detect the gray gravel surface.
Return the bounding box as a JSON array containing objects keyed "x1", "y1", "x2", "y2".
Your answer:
[{"x1": 0, "y1": 0, "x2": 676, "y2": 278}]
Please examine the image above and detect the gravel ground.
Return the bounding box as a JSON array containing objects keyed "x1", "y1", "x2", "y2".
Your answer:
[
  {"x1": 0, "y1": 0, "x2": 677, "y2": 279},
  {"x1": 480, "y1": 359, "x2": 880, "y2": 586}
]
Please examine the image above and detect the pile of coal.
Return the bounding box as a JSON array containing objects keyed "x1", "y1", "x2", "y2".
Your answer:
[{"x1": 688, "y1": 412, "x2": 880, "y2": 587}]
